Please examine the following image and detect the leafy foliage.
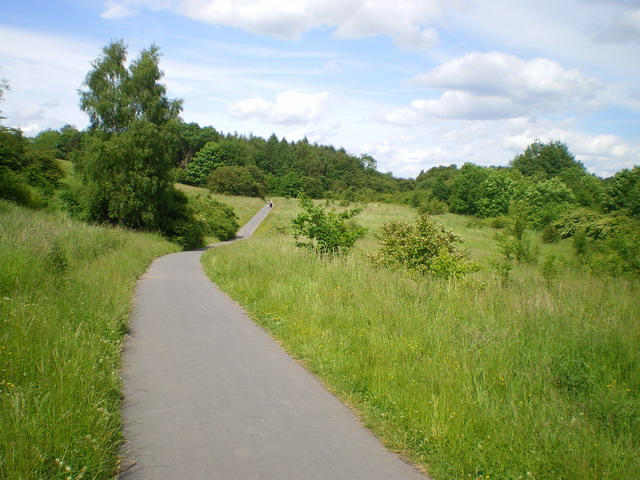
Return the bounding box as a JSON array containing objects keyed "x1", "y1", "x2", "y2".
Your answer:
[
  {"x1": 189, "y1": 195, "x2": 240, "y2": 241},
  {"x1": 76, "y1": 120, "x2": 180, "y2": 230},
  {"x1": 605, "y1": 166, "x2": 640, "y2": 220},
  {"x1": 553, "y1": 208, "x2": 640, "y2": 275},
  {"x1": 291, "y1": 196, "x2": 365, "y2": 256},
  {"x1": 511, "y1": 140, "x2": 584, "y2": 179},
  {"x1": 519, "y1": 176, "x2": 575, "y2": 228},
  {"x1": 207, "y1": 165, "x2": 266, "y2": 198},
  {"x1": 186, "y1": 141, "x2": 226, "y2": 185},
  {"x1": 0, "y1": 126, "x2": 64, "y2": 207},
  {"x1": 369, "y1": 214, "x2": 479, "y2": 277},
  {"x1": 79, "y1": 40, "x2": 182, "y2": 133},
  {"x1": 76, "y1": 40, "x2": 196, "y2": 246},
  {"x1": 449, "y1": 163, "x2": 490, "y2": 215}
]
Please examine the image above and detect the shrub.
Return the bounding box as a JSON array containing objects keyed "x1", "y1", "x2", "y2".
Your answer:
[
  {"x1": 417, "y1": 196, "x2": 448, "y2": 215},
  {"x1": 497, "y1": 232, "x2": 537, "y2": 263},
  {"x1": 489, "y1": 216, "x2": 510, "y2": 229},
  {"x1": 369, "y1": 214, "x2": 479, "y2": 278},
  {"x1": 159, "y1": 189, "x2": 204, "y2": 249},
  {"x1": 0, "y1": 167, "x2": 38, "y2": 208},
  {"x1": 573, "y1": 231, "x2": 589, "y2": 256},
  {"x1": 541, "y1": 224, "x2": 561, "y2": 243},
  {"x1": 189, "y1": 195, "x2": 239, "y2": 241},
  {"x1": 291, "y1": 195, "x2": 365, "y2": 256}
]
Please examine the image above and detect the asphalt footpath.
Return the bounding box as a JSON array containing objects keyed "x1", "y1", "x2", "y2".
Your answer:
[{"x1": 120, "y1": 203, "x2": 428, "y2": 479}]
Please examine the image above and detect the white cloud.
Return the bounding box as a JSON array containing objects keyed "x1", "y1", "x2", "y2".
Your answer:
[
  {"x1": 228, "y1": 90, "x2": 331, "y2": 125},
  {"x1": 104, "y1": 0, "x2": 443, "y2": 51},
  {"x1": 101, "y1": 0, "x2": 175, "y2": 19},
  {"x1": 380, "y1": 91, "x2": 524, "y2": 123},
  {"x1": 591, "y1": 7, "x2": 640, "y2": 42},
  {"x1": 381, "y1": 52, "x2": 604, "y2": 124},
  {"x1": 228, "y1": 97, "x2": 272, "y2": 119},
  {"x1": 412, "y1": 52, "x2": 601, "y2": 101},
  {"x1": 0, "y1": 26, "x2": 97, "y2": 132}
]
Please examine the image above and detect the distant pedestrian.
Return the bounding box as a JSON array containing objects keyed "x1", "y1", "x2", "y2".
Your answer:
[{"x1": 269, "y1": 201, "x2": 273, "y2": 208}]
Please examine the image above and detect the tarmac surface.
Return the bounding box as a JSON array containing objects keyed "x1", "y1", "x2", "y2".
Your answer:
[{"x1": 120, "y1": 204, "x2": 428, "y2": 479}]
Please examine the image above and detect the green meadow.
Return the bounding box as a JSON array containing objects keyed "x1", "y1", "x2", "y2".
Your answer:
[
  {"x1": 202, "y1": 198, "x2": 640, "y2": 480},
  {"x1": 0, "y1": 201, "x2": 177, "y2": 479}
]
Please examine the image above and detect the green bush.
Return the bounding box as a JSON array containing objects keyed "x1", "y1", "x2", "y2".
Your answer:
[
  {"x1": 291, "y1": 195, "x2": 365, "y2": 256},
  {"x1": 0, "y1": 167, "x2": 38, "y2": 208},
  {"x1": 488, "y1": 216, "x2": 510, "y2": 229},
  {"x1": 369, "y1": 213, "x2": 479, "y2": 277},
  {"x1": 541, "y1": 224, "x2": 561, "y2": 243},
  {"x1": 417, "y1": 196, "x2": 448, "y2": 215},
  {"x1": 189, "y1": 195, "x2": 240, "y2": 241},
  {"x1": 497, "y1": 232, "x2": 537, "y2": 263},
  {"x1": 158, "y1": 189, "x2": 204, "y2": 249}
]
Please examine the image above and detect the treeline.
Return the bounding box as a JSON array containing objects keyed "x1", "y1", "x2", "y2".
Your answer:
[
  {"x1": 176, "y1": 124, "x2": 410, "y2": 200},
  {"x1": 409, "y1": 141, "x2": 640, "y2": 275}
]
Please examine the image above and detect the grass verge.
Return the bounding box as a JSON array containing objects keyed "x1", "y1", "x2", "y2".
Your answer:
[
  {"x1": 202, "y1": 199, "x2": 639, "y2": 480},
  {"x1": 0, "y1": 200, "x2": 177, "y2": 479}
]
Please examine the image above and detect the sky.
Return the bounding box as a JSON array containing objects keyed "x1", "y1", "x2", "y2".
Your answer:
[{"x1": 1, "y1": 0, "x2": 639, "y2": 179}]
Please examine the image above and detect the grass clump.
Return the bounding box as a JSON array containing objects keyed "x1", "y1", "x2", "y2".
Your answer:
[
  {"x1": 0, "y1": 200, "x2": 177, "y2": 479},
  {"x1": 202, "y1": 199, "x2": 639, "y2": 480}
]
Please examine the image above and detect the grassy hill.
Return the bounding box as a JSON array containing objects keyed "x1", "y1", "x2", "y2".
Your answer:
[
  {"x1": 202, "y1": 198, "x2": 640, "y2": 480},
  {"x1": 0, "y1": 200, "x2": 177, "y2": 479}
]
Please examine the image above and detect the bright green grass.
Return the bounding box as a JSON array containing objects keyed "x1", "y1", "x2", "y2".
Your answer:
[
  {"x1": 202, "y1": 199, "x2": 640, "y2": 480},
  {"x1": 0, "y1": 201, "x2": 177, "y2": 479},
  {"x1": 58, "y1": 159, "x2": 80, "y2": 189}
]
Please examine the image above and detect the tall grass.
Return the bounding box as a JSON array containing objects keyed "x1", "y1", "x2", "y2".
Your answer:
[
  {"x1": 202, "y1": 199, "x2": 639, "y2": 480},
  {"x1": 0, "y1": 201, "x2": 177, "y2": 479}
]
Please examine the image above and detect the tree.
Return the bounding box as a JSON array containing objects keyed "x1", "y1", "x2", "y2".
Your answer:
[
  {"x1": 186, "y1": 141, "x2": 225, "y2": 185},
  {"x1": 449, "y1": 163, "x2": 490, "y2": 215},
  {"x1": 178, "y1": 122, "x2": 220, "y2": 166},
  {"x1": 78, "y1": 121, "x2": 180, "y2": 229},
  {"x1": 476, "y1": 170, "x2": 518, "y2": 218},
  {"x1": 76, "y1": 40, "x2": 186, "y2": 235},
  {"x1": 206, "y1": 165, "x2": 265, "y2": 198},
  {"x1": 54, "y1": 125, "x2": 84, "y2": 159},
  {"x1": 520, "y1": 177, "x2": 575, "y2": 229},
  {"x1": 511, "y1": 140, "x2": 584, "y2": 179},
  {"x1": 30, "y1": 129, "x2": 61, "y2": 152},
  {"x1": 605, "y1": 166, "x2": 640, "y2": 220},
  {"x1": 79, "y1": 40, "x2": 182, "y2": 134},
  {"x1": 416, "y1": 165, "x2": 458, "y2": 203}
]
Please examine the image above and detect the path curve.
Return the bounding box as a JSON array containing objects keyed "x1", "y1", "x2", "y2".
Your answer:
[{"x1": 120, "y1": 204, "x2": 428, "y2": 479}]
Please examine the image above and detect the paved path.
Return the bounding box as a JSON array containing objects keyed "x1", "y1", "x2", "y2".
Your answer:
[{"x1": 120, "y1": 204, "x2": 428, "y2": 479}]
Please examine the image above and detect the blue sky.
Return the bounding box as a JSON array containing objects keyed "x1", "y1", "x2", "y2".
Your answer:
[{"x1": 1, "y1": 0, "x2": 639, "y2": 178}]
